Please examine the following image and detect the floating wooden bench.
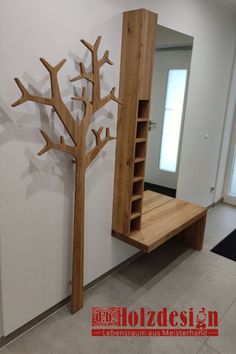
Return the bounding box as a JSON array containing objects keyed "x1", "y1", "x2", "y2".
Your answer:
[{"x1": 112, "y1": 191, "x2": 207, "y2": 253}]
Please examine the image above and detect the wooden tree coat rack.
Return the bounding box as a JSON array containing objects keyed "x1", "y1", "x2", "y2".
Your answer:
[{"x1": 12, "y1": 36, "x2": 120, "y2": 314}]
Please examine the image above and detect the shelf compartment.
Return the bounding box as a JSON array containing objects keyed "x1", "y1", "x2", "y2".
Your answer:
[
  {"x1": 132, "y1": 180, "x2": 143, "y2": 196},
  {"x1": 135, "y1": 142, "x2": 146, "y2": 159},
  {"x1": 138, "y1": 100, "x2": 150, "y2": 118},
  {"x1": 130, "y1": 216, "x2": 141, "y2": 232},
  {"x1": 136, "y1": 121, "x2": 148, "y2": 139},
  {"x1": 133, "y1": 161, "x2": 145, "y2": 178},
  {"x1": 131, "y1": 198, "x2": 142, "y2": 214}
]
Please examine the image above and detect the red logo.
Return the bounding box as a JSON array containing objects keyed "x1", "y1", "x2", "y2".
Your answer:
[
  {"x1": 92, "y1": 307, "x2": 122, "y2": 326},
  {"x1": 91, "y1": 307, "x2": 219, "y2": 336}
]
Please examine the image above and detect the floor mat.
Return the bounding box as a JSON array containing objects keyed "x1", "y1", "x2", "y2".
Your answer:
[
  {"x1": 144, "y1": 182, "x2": 176, "y2": 198},
  {"x1": 211, "y1": 229, "x2": 236, "y2": 261}
]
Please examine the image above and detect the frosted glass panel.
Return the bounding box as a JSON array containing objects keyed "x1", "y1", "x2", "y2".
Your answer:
[
  {"x1": 159, "y1": 69, "x2": 188, "y2": 172},
  {"x1": 229, "y1": 147, "x2": 236, "y2": 196}
]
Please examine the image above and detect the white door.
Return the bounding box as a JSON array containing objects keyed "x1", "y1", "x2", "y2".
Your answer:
[
  {"x1": 145, "y1": 49, "x2": 192, "y2": 190},
  {"x1": 224, "y1": 113, "x2": 236, "y2": 206}
]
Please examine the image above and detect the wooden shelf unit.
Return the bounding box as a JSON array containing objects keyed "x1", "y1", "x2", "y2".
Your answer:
[
  {"x1": 112, "y1": 9, "x2": 157, "y2": 237},
  {"x1": 113, "y1": 191, "x2": 207, "y2": 253}
]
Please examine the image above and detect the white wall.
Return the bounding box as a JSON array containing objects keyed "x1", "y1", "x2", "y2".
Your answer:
[{"x1": 0, "y1": 0, "x2": 236, "y2": 336}]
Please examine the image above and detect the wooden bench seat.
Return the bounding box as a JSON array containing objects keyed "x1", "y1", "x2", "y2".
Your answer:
[{"x1": 112, "y1": 190, "x2": 207, "y2": 253}]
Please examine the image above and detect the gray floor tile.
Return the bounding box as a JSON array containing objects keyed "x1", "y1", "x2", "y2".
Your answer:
[
  {"x1": 203, "y1": 229, "x2": 232, "y2": 250},
  {"x1": 171, "y1": 258, "x2": 236, "y2": 319},
  {"x1": 0, "y1": 347, "x2": 11, "y2": 354},
  {"x1": 149, "y1": 337, "x2": 202, "y2": 354},
  {"x1": 206, "y1": 300, "x2": 236, "y2": 354},
  {"x1": 197, "y1": 343, "x2": 221, "y2": 353},
  {"x1": 207, "y1": 204, "x2": 236, "y2": 230}
]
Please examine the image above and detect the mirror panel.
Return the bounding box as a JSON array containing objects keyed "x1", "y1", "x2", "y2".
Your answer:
[{"x1": 145, "y1": 25, "x2": 194, "y2": 198}]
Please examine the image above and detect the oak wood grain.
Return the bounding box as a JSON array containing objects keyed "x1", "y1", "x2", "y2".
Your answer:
[
  {"x1": 113, "y1": 191, "x2": 207, "y2": 253},
  {"x1": 112, "y1": 9, "x2": 157, "y2": 235}
]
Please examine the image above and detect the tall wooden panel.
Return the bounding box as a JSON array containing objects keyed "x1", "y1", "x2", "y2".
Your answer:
[{"x1": 112, "y1": 9, "x2": 157, "y2": 236}]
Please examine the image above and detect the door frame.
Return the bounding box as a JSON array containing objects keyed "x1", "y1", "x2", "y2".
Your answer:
[{"x1": 223, "y1": 111, "x2": 236, "y2": 206}]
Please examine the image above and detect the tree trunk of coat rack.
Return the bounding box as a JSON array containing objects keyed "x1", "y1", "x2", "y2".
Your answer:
[{"x1": 71, "y1": 161, "x2": 85, "y2": 313}]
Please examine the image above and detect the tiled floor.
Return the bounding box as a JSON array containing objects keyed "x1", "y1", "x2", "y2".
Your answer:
[{"x1": 1, "y1": 203, "x2": 236, "y2": 354}]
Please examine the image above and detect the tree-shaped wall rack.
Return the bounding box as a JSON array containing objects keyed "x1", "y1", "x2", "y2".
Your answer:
[{"x1": 12, "y1": 36, "x2": 121, "y2": 314}]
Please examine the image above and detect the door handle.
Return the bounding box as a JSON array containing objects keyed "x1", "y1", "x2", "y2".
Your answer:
[
  {"x1": 148, "y1": 120, "x2": 156, "y2": 131},
  {"x1": 149, "y1": 121, "x2": 156, "y2": 126}
]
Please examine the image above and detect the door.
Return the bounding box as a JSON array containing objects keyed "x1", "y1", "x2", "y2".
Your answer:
[
  {"x1": 224, "y1": 113, "x2": 236, "y2": 206},
  {"x1": 145, "y1": 49, "x2": 192, "y2": 190}
]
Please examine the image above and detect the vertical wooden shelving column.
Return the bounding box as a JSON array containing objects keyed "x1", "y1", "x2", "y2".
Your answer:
[
  {"x1": 130, "y1": 100, "x2": 150, "y2": 232},
  {"x1": 112, "y1": 9, "x2": 157, "y2": 237}
]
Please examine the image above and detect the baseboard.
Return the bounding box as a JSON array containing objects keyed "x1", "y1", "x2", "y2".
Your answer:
[
  {"x1": 0, "y1": 297, "x2": 70, "y2": 348},
  {"x1": 207, "y1": 197, "x2": 223, "y2": 209},
  {"x1": 0, "y1": 250, "x2": 142, "y2": 348}
]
